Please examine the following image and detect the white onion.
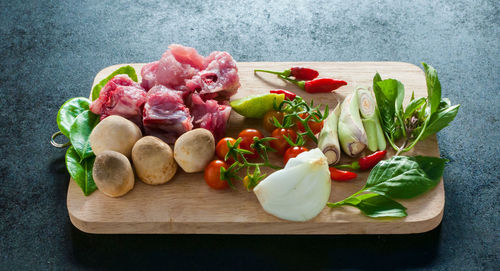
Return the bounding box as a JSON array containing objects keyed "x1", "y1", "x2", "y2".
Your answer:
[{"x1": 253, "y1": 149, "x2": 331, "y2": 222}]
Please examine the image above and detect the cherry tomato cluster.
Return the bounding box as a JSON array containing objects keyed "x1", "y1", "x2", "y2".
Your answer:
[
  {"x1": 204, "y1": 127, "x2": 310, "y2": 190},
  {"x1": 205, "y1": 129, "x2": 269, "y2": 190}
]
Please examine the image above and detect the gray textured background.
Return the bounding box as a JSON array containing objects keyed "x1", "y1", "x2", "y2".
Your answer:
[{"x1": 0, "y1": 0, "x2": 499, "y2": 270}]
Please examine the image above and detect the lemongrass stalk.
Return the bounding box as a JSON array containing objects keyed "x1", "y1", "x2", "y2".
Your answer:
[
  {"x1": 338, "y1": 88, "x2": 367, "y2": 157},
  {"x1": 357, "y1": 86, "x2": 387, "y2": 151},
  {"x1": 318, "y1": 103, "x2": 341, "y2": 165}
]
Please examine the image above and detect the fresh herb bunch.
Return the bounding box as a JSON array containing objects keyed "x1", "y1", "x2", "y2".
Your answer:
[
  {"x1": 220, "y1": 137, "x2": 281, "y2": 190},
  {"x1": 328, "y1": 155, "x2": 448, "y2": 218},
  {"x1": 274, "y1": 96, "x2": 329, "y2": 144},
  {"x1": 373, "y1": 63, "x2": 460, "y2": 155}
]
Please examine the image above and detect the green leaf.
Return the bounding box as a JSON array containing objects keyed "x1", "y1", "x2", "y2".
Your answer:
[
  {"x1": 344, "y1": 193, "x2": 407, "y2": 218},
  {"x1": 65, "y1": 147, "x2": 97, "y2": 196},
  {"x1": 91, "y1": 65, "x2": 138, "y2": 101},
  {"x1": 69, "y1": 110, "x2": 100, "y2": 160},
  {"x1": 404, "y1": 97, "x2": 426, "y2": 120},
  {"x1": 420, "y1": 104, "x2": 460, "y2": 140},
  {"x1": 439, "y1": 98, "x2": 451, "y2": 108},
  {"x1": 364, "y1": 156, "x2": 447, "y2": 199},
  {"x1": 393, "y1": 80, "x2": 405, "y2": 119},
  {"x1": 422, "y1": 62, "x2": 441, "y2": 115},
  {"x1": 411, "y1": 155, "x2": 449, "y2": 182},
  {"x1": 373, "y1": 73, "x2": 395, "y2": 134},
  {"x1": 57, "y1": 97, "x2": 90, "y2": 137},
  {"x1": 374, "y1": 78, "x2": 406, "y2": 137}
]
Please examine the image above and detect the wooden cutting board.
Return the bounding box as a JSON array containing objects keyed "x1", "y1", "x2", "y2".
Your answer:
[{"x1": 67, "y1": 62, "x2": 444, "y2": 234}]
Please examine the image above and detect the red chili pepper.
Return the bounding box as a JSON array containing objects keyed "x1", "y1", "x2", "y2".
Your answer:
[
  {"x1": 254, "y1": 67, "x2": 319, "y2": 81},
  {"x1": 280, "y1": 76, "x2": 347, "y2": 93},
  {"x1": 358, "y1": 150, "x2": 387, "y2": 170},
  {"x1": 336, "y1": 150, "x2": 387, "y2": 171},
  {"x1": 289, "y1": 67, "x2": 319, "y2": 81},
  {"x1": 329, "y1": 167, "x2": 357, "y2": 182},
  {"x1": 270, "y1": 89, "x2": 297, "y2": 100},
  {"x1": 302, "y1": 78, "x2": 347, "y2": 93}
]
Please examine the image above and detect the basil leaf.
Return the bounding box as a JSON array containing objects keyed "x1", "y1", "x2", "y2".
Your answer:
[
  {"x1": 422, "y1": 62, "x2": 441, "y2": 115},
  {"x1": 57, "y1": 97, "x2": 90, "y2": 137},
  {"x1": 404, "y1": 97, "x2": 426, "y2": 120},
  {"x1": 439, "y1": 98, "x2": 451, "y2": 109},
  {"x1": 411, "y1": 155, "x2": 449, "y2": 182},
  {"x1": 65, "y1": 146, "x2": 97, "y2": 196},
  {"x1": 344, "y1": 193, "x2": 407, "y2": 218},
  {"x1": 373, "y1": 73, "x2": 396, "y2": 134},
  {"x1": 69, "y1": 110, "x2": 100, "y2": 160},
  {"x1": 420, "y1": 103, "x2": 460, "y2": 140},
  {"x1": 393, "y1": 80, "x2": 405, "y2": 120},
  {"x1": 91, "y1": 65, "x2": 138, "y2": 101},
  {"x1": 364, "y1": 156, "x2": 447, "y2": 199}
]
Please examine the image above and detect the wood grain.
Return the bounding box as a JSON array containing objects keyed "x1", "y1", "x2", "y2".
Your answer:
[{"x1": 67, "y1": 62, "x2": 444, "y2": 234}]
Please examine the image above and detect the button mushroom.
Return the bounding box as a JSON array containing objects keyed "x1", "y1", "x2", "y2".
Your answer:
[
  {"x1": 89, "y1": 115, "x2": 142, "y2": 158},
  {"x1": 131, "y1": 136, "x2": 177, "y2": 185},
  {"x1": 173, "y1": 128, "x2": 215, "y2": 173},
  {"x1": 92, "y1": 151, "x2": 135, "y2": 197}
]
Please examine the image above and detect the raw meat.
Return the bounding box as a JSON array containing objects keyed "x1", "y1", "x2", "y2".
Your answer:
[
  {"x1": 89, "y1": 74, "x2": 147, "y2": 127},
  {"x1": 186, "y1": 51, "x2": 240, "y2": 100},
  {"x1": 190, "y1": 94, "x2": 231, "y2": 141},
  {"x1": 138, "y1": 44, "x2": 240, "y2": 143},
  {"x1": 140, "y1": 61, "x2": 159, "y2": 91},
  {"x1": 155, "y1": 45, "x2": 204, "y2": 89},
  {"x1": 169, "y1": 44, "x2": 205, "y2": 70},
  {"x1": 142, "y1": 85, "x2": 193, "y2": 144}
]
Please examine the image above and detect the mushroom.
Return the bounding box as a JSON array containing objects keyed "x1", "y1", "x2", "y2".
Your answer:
[
  {"x1": 174, "y1": 128, "x2": 215, "y2": 173},
  {"x1": 131, "y1": 136, "x2": 177, "y2": 185},
  {"x1": 89, "y1": 115, "x2": 142, "y2": 158},
  {"x1": 92, "y1": 151, "x2": 135, "y2": 197}
]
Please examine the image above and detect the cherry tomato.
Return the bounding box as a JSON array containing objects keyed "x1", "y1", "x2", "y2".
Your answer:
[
  {"x1": 270, "y1": 128, "x2": 297, "y2": 155},
  {"x1": 295, "y1": 113, "x2": 324, "y2": 134},
  {"x1": 283, "y1": 146, "x2": 309, "y2": 164},
  {"x1": 216, "y1": 137, "x2": 237, "y2": 162},
  {"x1": 238, "y1": 129, "x2": 264, "y2": 159},
  {"x1": 262, "y1": 110, "x2": 284, "y2": 132},
  {"x1": 204, "y1": 160, "x2": 229, "y2": 189}
]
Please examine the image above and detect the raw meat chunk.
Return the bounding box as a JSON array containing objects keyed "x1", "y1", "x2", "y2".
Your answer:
[
  {"x1": 169, "y1": 44, "x2": 205, "y2": 70},
  {"x1": 155, "y1": 45, "x2": 204, "y2": 88},
  {"x1": 143, "y1": 85, "x2": 193, "y2": 144},
  {"x1": 140, "y1": 61, "x2": 159, "y2": 91},
  {"x1": 190, "y1": 94, "x2": 231, "y2": 140},
  {"x1": 89, "y1": 74, "x2": 146, "y2": 127},
  {"x1": 186, "y1": 51, "x2": 240, "y2": 100}
]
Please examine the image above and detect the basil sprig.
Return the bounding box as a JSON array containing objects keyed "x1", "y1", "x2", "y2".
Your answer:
[
  {"x1": 328, "y1": 155, "x2": 448, "y2": 218},
  {"x1": 373, "y1": 63, "x2": 460, "y2": 154}
]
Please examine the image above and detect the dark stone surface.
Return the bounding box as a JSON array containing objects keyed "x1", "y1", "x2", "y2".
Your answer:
[{"x1": 0, "y1": 0, "x2": 498, "y2": 270}]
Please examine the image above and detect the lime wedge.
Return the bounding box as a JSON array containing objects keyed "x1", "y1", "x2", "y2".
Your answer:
[{"x1": 230, "y1": 93, "x2": 285, "y2": 118}]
